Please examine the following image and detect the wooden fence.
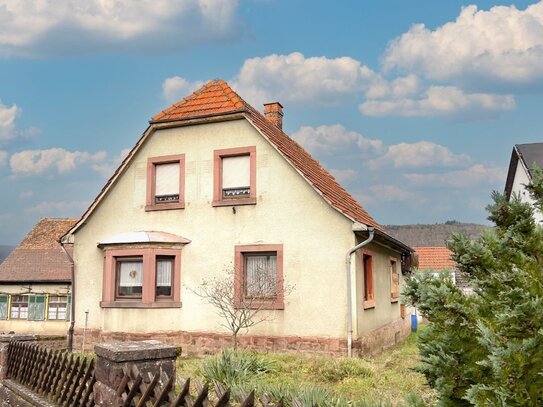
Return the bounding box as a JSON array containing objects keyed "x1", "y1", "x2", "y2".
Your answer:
[
  {"x1": 6, "y1": 341, "x2": 95, "y2": 406},
  {"x1": 5, "y1": 341, "x2": 287, "y2": 407}
]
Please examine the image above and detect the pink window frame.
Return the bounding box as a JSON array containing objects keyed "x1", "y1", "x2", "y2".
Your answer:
[
  {"x1": 234, "y1": 244, "x2": 284, "y2": 310},
  {"x1": 101, "y1": 248, "x2": 181, "y2": 308},
  {"x1": 390, "y1": 256, "x2": 399, "y2": 302},
  {"x1": 145, "y1": 154, "x2": 185, "y2": 211},
  {"x1": 213, "y1": 146, "x2": 256, "y2": 207},
  {"x1": 361, "y1": 250, "x2": 375, "y2": 310}
]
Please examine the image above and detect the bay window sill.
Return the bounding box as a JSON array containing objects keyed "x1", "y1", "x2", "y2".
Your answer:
[
  {"x1": 363, "y1": 300, "x2": 375, "y2": 309},
  {"x1": 100, "y1": 301, "x2": 182, "y2": 309}
]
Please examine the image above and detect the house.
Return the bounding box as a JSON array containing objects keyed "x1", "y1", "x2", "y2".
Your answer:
[
  {"x1": 505, "y1": 143, "x2": 543, "y2": 222},
  {"x1": 63, "y1": 80, "x2": 413, "y2": 356},
  {"x1": 0, "y1": 218, "x2": 76, "y2": 335}
]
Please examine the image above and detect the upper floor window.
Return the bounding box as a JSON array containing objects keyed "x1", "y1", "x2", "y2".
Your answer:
[
  {"x1": 146, "y1": 154, "x2": 185, "y2": 211},
  {"x1": 213, "y1": 147, "x2": 256, "y2": 206}
]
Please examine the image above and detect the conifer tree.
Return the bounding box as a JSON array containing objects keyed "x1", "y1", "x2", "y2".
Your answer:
[{"x1": 404, "y1": 168, "x2": 543, "y2": 406}]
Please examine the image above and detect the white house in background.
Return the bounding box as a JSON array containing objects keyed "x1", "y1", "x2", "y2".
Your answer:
[{"x1": 505, "y1": 143, "x2": 543, "y2": 223}]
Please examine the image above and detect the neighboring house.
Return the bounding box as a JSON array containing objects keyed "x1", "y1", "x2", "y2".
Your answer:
[
  {"x1": 64, "y1": 80, "x2": 413, "y2": 356},
  {"x1": 505, "y1": 143, "x2": 543, "y2": 223},
  {"x1": 414, "y1": 247, "x2": 470, "y2": 292},
  {"x1": 0, "y1": 218, "x2": 76, "y2": 335}
]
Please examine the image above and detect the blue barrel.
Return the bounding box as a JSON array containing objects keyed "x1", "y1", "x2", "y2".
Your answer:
[{"x1": 411, "y1": 312, "x2": 418, "y2": 332}]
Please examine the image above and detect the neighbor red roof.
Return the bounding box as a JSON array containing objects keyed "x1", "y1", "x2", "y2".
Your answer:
[
  {"x1": 151, "y1": 80, "x2": 382, "y2": 230},
  {"x1": 0, "y1": 218, "x2": 77, "y2": 282},
  {"x1": 415, "y1": 247, "x2": 455, "y2": 271}
]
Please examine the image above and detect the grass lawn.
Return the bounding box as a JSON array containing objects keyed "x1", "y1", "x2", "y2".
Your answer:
[{"x1": 176, "y1": 331, "x2": 436, "y2": 406}]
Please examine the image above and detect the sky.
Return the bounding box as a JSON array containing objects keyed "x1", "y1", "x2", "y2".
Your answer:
[{"x1": 1, "y1": 0, "x2": 542, "y2": 245}]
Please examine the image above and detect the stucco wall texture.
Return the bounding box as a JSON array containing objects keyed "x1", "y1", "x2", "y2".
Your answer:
[{"x1": 73, "y1": 117, "x2": 405, "y2": 347}]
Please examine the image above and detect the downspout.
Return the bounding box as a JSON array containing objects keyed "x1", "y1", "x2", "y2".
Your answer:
[
  {"x1": 59, "y1": 241, "x2": 75, "y2": 353},
  {"x1": 345, "y1": 226, "x2": 374, "y2": 357}
]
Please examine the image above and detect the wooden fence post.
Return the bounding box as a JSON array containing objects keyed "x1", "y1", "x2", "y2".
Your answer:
[
  {"x1": 93, "y1": 340, "x2": 180, "y2": 406},
  {"x1": 0, "y1": 334, "x2": 36, "y2": 380}
]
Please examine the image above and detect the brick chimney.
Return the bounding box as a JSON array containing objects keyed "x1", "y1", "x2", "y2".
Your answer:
[{"x1": 263, "y1": 102, "x2": 283, "y2": 130}]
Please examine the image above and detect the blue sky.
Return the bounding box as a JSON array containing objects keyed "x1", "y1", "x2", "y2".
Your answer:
[{"x1": 1, "y1": 0, "x2": 542, "y2": 244}]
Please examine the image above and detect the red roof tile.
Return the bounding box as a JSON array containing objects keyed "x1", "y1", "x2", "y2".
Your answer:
[
  {"x1": 0, "y1": 218, "x2": 77, "y2": 282},
  {"x1": 151, "y1": 80, "x2": 382, "y2": 230},
  {"x1": 415, "y1": 247, "x2": 455, "y2": 271}
]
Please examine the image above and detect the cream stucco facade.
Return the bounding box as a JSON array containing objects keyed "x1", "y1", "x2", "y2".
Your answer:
[{"x1": 71, "y1": 114, "x2": 410, "y2": 353}]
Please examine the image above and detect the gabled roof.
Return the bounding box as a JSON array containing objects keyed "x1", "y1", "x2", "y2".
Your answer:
[
  {"x1": 415, "y1": 247, "x2": 455, "y2": 271},
  {"x1": 0, "y1": 218, "x2": 77, "y2": 283},
  {"x1": 505, "y1": 143, "x2": 543, "y2": 199},
  {"x1": 67, "y1": 79, "x2": 395, "y2": 241},
  {"x1": 152, "y1": 79, "x2": 382, "y2": 231}
]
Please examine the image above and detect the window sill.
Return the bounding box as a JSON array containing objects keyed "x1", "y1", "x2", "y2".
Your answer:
[
  {"x1": 234, "y1": 300, "x2": 284, "y2": 310},
  {"x1": 145, "y1": 202, "x2": 185, "y2": 211},
  {"x1": 390, "y1": 297, "x2": 399, "y2": 303},
  {"x1": 363, "y1": 300, "x2": 375, "y2": 309},
  {"x1": 212, "y1": 198, "x2": 256, "y2": 207},
  {"x1": 100, "y1": 301, "x2": 182, "y2": 309}
]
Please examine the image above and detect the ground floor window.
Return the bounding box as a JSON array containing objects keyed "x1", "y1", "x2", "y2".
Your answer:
[
  {"x1": 47, "y1": 296, "x2": 70, "y2": 320},
  {"x1": 0, "y1": 294, "x2": 8, "y2": 320},
  {"x1": 10, "y1": 295, "x2": 28, "y2": 319},
  {"x1": 362, "y1": 251, "x2": 375, "y2": 309},
  {"x1": 234, "y1": 244, "x2": 284, "y2": 309},
  {"x1": 102, "y1": 248, "x2": 181, "y2": 308}
]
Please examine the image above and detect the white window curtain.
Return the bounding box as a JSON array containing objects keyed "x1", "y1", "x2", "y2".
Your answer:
[
  {"x1": 155, "y1": 163, "x2": 180, "y2": 196},
  {"x1": 246, "y1": 255, "x2": 277, "y2": 297},
  {"x1": 119, "y1": 261, "x2": 143, "y2": 287},
  {"x1": 222, "y1": 155, "x2": 250, "y2": 188},
  {"x1": 156, "y1": 259, "x2": 172, "y2": 287}
]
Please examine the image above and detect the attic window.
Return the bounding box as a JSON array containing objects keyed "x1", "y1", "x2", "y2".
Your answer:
[
  {"x1": 213, "y1": 146, "x2": 256, "y2": 206},
  {"x1": 146, "y1": 154, "x2": 185, "y2": 211}
]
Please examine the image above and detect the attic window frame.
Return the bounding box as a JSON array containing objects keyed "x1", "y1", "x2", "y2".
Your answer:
[
  {"x1": 213, "y1": 146, "x2": 256, "y2": 207},
  {"x1": 145, "y1": 154, "x2": 185, "y2": 211}
]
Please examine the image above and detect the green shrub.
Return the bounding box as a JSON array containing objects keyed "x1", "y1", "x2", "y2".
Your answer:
[{"x1": 198, "y1": 349, "x2": 277, "y2": 386}]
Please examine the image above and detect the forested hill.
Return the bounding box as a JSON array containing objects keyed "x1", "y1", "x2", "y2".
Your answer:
[
  {"x1": 385, "y1": 222, "x2": 490, "y2": 248},
  {"x1": 0, "y1": 245, "x2": 14, "y2": 263}
]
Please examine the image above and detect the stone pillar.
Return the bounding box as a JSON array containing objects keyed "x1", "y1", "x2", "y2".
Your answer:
[
  {"x1": 93, "y1": 340, "x2": 180, "y2": 406},
  {"x1": 0, "y1": 334, "x2": 36, "y2": 380}
]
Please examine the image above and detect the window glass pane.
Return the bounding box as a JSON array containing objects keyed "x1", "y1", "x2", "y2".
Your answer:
[
  {"x1": 0, "y1": 295, "x2": 7, "y2": 320},
  {"x1": 155, "y1": 163, "x2": 180, "y2": 196},
  {"x1": 156, "y1": 258, "x2": 173, "y2": 297},
  {"x1": 28, "y1": 295, "x2": 45, "y2": 321},
  {"x1": 245, "y1": 254, "x2": 277, "y2": 297},
  {"x1": 222, "y1": 155, "x2": 250, "y2": 188},
  {"x1": 118, "y1": 259, "x2": 143, "y2": 297}
]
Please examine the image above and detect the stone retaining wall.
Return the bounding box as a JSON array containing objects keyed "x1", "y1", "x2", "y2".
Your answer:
[{"x1": 75, "y1": 316, "x2": 411, "y2": 357}]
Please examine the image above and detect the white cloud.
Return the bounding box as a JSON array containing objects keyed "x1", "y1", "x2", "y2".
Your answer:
[
  {"x1": 90, "y1": 147, "x2": 131, "y2": 178},
  {"x1": 0, "y1": 101, "x2": 20, "y2": 140},
  {"x1": 368, "y1": 141, "x2": 471, "y2": 170},
  {"x1": 357, "y1": 185, "x2": 418, "y2": 205},
  {"x1": 0, "y1": 0, "x2": 242, "y2": 57},
  {"x1": 404, "y1": 164, "x2": 505, "y2": 188},
  {"x1": 292, "y1": 124, "x2": 384, "y2": 156},
  {"x1": 19, "y1": 190, "x2": 33, "y2": 199},
  {"x1": 365, "y1": 74, "x2": 421, "y2": 99},
  {"x1": 162, "y1": 76, "x2": 205, "y2": 103},
  {"x1": 360, "y1": 85, "x2": 514, "y2": 118},
  {"x1": 27, "y1": 200, "x2": 88, "y2": 214},
  {"x1": 10, "y1": 148, "x2": 107, "y2": 176},
  {"x1": 329, "y1": 168, "x2": 358, "y2": 183},
  {"x1": 232, "y1": 52, "x2": 378, "y2": 106},
  {"x1": 0, "y1": 150, "x2": 7, "y2": 165},
  {"x1": 383, "y1": 2, "x2": 543, "y2": 88}
]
